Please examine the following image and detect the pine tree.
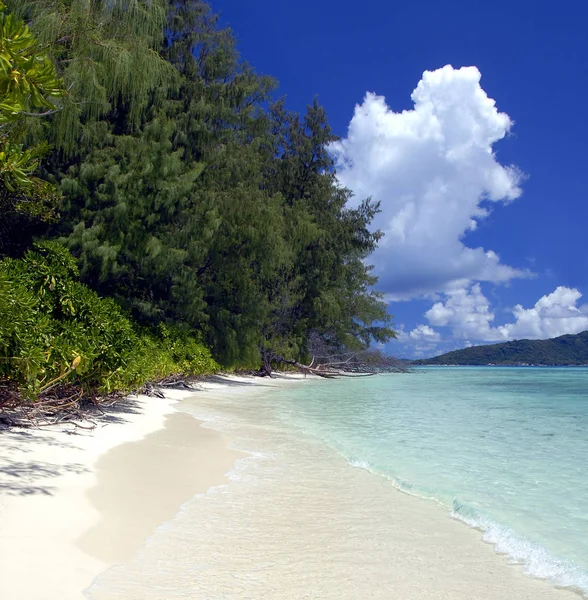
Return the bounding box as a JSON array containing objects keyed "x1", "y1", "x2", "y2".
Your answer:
[
  {"x1": 258, "y1": 99, "x2": 395, "y2": 370},
  {"x1": 59, "y1": 115, "x2": 207, "y2": 323},
  {"x1": 55, "y1": 0, "x2": 284, "y2": 365},
  {"x1": 38, "y1": 0, "x2": 394, "y2": 369}
]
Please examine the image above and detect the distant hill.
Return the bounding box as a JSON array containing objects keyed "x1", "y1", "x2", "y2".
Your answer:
[{"x1": 413, "y1": 331, "x2": 588, "y2": 366}]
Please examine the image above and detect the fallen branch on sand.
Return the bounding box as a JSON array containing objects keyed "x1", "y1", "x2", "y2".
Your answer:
[
  {"x1": 259, "y1": 355, "x2": 377, "y2": 379},
  {"x1": 0, "y1": 373, "x2": 204, "y2": 430},
  {"x1": 0, "y1": 381, "x2": 124, "y2": 430}
]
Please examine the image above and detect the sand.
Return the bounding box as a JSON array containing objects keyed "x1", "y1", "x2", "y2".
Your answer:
[
  {"x1": 0, "y1": 384, "x2": 243, "y2": 600},
  {"x1": 0, "y1": 374, "x2": 583, "y2": 600}
]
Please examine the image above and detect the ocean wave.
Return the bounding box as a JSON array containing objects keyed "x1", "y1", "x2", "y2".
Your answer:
[
  {"x1": 453, "y1": 500, "x2": 588, "y2": 595},
  {"x1": 347, "y1": 456, "x2": 440, "y2": 501},
  {"x1": 347, "y1": 456, "x2": 588, "y2": 596},
  {"x1": 349, "y1": 457, "x2": 372, "y2": 470}
]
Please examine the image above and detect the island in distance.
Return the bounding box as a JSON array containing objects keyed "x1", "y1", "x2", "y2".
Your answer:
[{"x1": 412, "y1": 331, "x2": 588, "y2": 366}]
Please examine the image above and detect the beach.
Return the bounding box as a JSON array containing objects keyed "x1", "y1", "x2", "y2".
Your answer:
[
  {"x1": 0, "y1": 372, "x2": 583, "y2": 599},
  {"x1": 0, "y1": 375, "x2": 306, "y2": 600}
]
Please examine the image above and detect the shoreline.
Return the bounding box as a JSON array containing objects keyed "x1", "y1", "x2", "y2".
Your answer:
[
  {"x1": 1, "y1": 373, "x2": 583, "y2": 599},
  {"x1": 0, "y1": 389, "x2": 185, "y2": 600},
  {"x1": 185, "y1": 388, "x2": 582, "y2": 600},
  {"x1": 76, "y1": 410, "x2": 243, "y2": 566},
  {"x1": 0, "y1": 373, "x2": 310, "y2": 600},
  {"x1": 91, "y1": 374, "x2": 580, "y2": 600}
]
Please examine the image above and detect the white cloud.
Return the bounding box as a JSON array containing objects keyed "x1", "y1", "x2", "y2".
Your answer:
[
  {"x1": 424, "y1": 285, "x2": 588, "y2": 342},
  {"x1": 396, "y1": 323, "x2": 441, "y2": 342},
  {"x1": 330, "y1": 65, "x2": 530, "y2": 299},
  {"x1": 426, "y1": 283, "x2": 497, "y2": 340},
  {"x1": 504, "y1": 287, "x2": 588, "y2": 340},
  {"x1": 394, "y1": 324, "x2": 442, "y2": 357},
  {"x1": 409, "y1": 324, "x2": 441, "y2": 342}
]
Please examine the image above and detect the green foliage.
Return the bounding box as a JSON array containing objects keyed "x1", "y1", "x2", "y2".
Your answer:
[
  {"x1": 111, "y1": 324, "x2": 219, "y2": 391},
  {"x1": 54, "y1": 6, "x2": 394, "y2": 367},
  {"x1": 0, "y1": 243, "x2": 218, "y2": 399},
  {"x1": 414, "y1": 332, "x2": 588, "y2": 366},
  {"x1": 0, "y1": 0, "x2": 62, "y2": 125},
  {"x1": 256, "y1": 99, "x2": 395, "y2": 367},
  {"x1": 9, "y1": 0, "x2": 177, "y2": 149},
  {"x1": 0, "y1": 0, "x2": 64, "y2": 256},
  {"x1": 3, "y1": 0, "x2": 395, "y2": 394},
  {"x1": 56, "y1": 0, "x2": 286, "y2": 364}
]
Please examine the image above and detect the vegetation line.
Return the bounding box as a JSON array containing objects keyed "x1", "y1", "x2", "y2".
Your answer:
[{"x1": 1, "y1": 0, "x2": 398, "y2": 422}]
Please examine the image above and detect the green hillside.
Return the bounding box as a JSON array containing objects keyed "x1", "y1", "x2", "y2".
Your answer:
[{"x1": 413, "y1": 331, "x2": 588, "y2": 366}]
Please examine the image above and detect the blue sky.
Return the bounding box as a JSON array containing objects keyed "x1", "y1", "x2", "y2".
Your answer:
[{"x1": 213, "y1": 0, "x2": 588, "y2": 358}]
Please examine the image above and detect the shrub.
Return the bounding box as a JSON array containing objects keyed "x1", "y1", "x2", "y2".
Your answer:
[{"x1": 0, "y1": 242, "x2": 218, "y2": 400}]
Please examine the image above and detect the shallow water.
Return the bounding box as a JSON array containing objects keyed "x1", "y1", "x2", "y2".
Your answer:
[
  {"x1": 276, "y1": 368, "x2": 588, "y2": 592},
  {"x1": 87, "y1": 368, "x2": 588, "y2": 598}
]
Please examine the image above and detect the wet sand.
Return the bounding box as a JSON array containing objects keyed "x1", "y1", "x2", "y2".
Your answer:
[{"x1": 1, "y1": 374, "x2": 582, "y2": 600}]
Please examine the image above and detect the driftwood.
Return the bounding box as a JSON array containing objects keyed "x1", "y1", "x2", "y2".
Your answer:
[
  {"x1": 261, "y1": 355, "x2": 377, "y2": 379},
  {"x1": 0, "y1": 371, "x2": 206, "y2": 430},
  {"x1": 0, "y1": 378, "x2": 131, "y2": 430},
  {"x1": 259, "y1": 343, "x2": 412, "y2": 378}
]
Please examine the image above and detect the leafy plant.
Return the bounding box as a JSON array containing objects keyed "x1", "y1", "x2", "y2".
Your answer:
[
  {"x1": 0, "y1": 242, "x2": 218, "y2": 400},
  {"x1": 0, "y1": 0, "x2": 65, "y2": 256}
]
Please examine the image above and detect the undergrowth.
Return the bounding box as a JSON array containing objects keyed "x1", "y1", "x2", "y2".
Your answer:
[{"x1": 0, "y1": 242, "x2": 219, "y2": 403}]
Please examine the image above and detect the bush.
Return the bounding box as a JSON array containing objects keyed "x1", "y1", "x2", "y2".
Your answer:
[
  {"x1": 0, "y1": 242, "x2": 218, "y2": 400},
  {"x1": 106, "y1": 324, "x2": 219, "y2": 393}
]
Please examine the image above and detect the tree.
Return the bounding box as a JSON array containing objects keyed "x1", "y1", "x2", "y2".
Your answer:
[
  {"x1": 0, "y1": 0, "x2": 64, "y2": 256},
  {"x1": 8, "y1": 0, "x2": 177, "y2": 151},
  {"x1": 35, "y1": 0, "x2": 394, "y2": 370},
  {"x1": 60, "y1": 114, "x2": 207, "y2": 322},
  {"x1": 56, "y1": 0, "x2": 284, "y2": 366},
  {"x1": 258, "y1": 99, "x2": 395, "y2": 373}
]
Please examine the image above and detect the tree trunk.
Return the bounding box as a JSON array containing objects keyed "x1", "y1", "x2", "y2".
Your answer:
[{"x1": 259, "y1": 350, "x2": 274, "y2": 377}]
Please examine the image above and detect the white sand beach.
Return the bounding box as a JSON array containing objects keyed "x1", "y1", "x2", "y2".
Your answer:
[
  {"x1": 0, "y1": 374, "x2": 582, "y2": 600},
  {"x1": 0, "y1": 381, "x2": 241, "y2": 600}
]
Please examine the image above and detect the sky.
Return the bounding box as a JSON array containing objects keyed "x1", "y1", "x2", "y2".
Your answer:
[{"x1": 213, "y1": 0, "x2": 588, "y2": 358}]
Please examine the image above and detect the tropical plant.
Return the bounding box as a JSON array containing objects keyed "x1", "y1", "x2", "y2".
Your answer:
[
  {"x1": 0, "y1": 0, "x2": 64, "y2": 255},
  {"x1": 0, "y1": 242, "x2": 218, "y2": 400}
]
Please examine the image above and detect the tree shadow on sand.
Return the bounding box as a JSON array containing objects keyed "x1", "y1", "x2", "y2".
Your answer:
[
  {"x1": 197, "y1": 374, "x2": 262, "y2": 387},
  {"x1": 0, "y1": 457, "x2": 89, "y2": 496},
  {"x1": 88, "y1": 397, "x2": 143, "y2": 426}
]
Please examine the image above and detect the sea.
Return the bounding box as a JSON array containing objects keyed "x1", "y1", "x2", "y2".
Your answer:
[{"x1": 87, "y1": 367, "x2": 588, "y2": 599}]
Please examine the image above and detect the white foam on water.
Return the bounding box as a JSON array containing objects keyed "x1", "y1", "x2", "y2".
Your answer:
[
  {"x1": 87, "y1": 368, "x2": 588, "y2": 599},
  {"x1": 452, "y1": 500, "x2": 588, "y2": 595}
]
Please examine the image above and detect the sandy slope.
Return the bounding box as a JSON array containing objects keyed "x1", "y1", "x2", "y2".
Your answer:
[{"x1": 0, "y1": 384, "x2": 240, "y2": 600}]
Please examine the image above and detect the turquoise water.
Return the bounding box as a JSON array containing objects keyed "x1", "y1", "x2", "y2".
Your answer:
[
  {"x1": 270, "y1": 367, "x2": 588, "y2": 593},
  {"x1": 89, "y1": 368, "x2": 588, "y2": 598}
]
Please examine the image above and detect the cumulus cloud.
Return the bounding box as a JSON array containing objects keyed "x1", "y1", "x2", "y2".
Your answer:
[
  {"x1": 395, "y1": 324, "x2": 442, "y2": 357},
  {"x1": 502, "y1": 287, "x2": 588, "y2": 339},
  {"x1": 406, "y1": 324, "x2": 441, "y2": 342},
  {"x1": 424, "y1": 285, "x2": 588, "y2": 341},
  {"x1": 426, "y1": 283, "x2": 496, "y2": 340},
  {"x1": 330, "y1": 65, "x2": 530, "y2": 299}
]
